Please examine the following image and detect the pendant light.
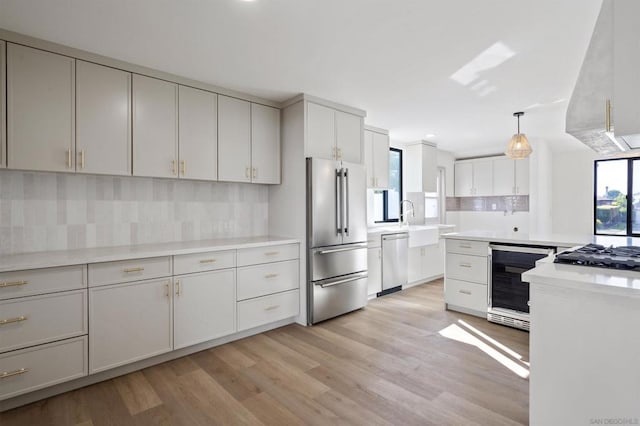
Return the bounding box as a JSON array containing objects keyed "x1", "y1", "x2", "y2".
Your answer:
[{"x1": 505, "y1": 111, "x2": 532, "y2": 159}]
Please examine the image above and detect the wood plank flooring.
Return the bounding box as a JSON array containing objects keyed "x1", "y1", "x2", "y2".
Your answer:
[{"x1": 0, "y1": 279, "x2": 530, "y2": 425}]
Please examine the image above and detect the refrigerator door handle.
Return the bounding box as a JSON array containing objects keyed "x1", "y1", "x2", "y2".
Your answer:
[
  {"x1": 335, "y1": 168, "x2": 342, "y2": 235},
  {"x1": 344, "y1": 168, "x2": 350, "y2": 236},
  {"x1": 316, "y1": 272, "x2": 368, "y2": 288}
]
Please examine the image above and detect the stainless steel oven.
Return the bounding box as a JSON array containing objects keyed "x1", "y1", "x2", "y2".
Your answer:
[{"x1": 488, "y1": 244, "x2": 555, "y2": 331}]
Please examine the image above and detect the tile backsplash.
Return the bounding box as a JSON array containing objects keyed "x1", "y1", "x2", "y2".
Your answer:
[
  {"x1": 446, "y1": 195, "x2": 529, "y2": 213},
  {"x1": 0, "y1": 170, "x2": 269, "y2": 255}
]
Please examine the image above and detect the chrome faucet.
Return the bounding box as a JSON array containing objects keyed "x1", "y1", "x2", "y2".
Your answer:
[{"x1": 399, "y1": 200, "x2": 415, "y2": 226}]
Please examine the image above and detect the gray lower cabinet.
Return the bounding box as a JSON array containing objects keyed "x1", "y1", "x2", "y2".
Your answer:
[
  {"x1": 76, "y1": 61, "x2": 132, "y2": 176},
  {"x1": 6, "y1": 43, "x2": 75, "y2": 172}
]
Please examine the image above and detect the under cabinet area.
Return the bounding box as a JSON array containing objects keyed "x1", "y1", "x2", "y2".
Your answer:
[{"x1": 6, "y1": 43, "x2": 75, "y2": 172}]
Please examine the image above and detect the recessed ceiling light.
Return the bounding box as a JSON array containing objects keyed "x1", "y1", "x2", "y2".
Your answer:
[{"x1": 425, "y1": 133, "x2": 436, "y2": 139}]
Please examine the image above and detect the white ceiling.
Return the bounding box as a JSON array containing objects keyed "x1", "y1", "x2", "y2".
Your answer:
[{"x1": 0, "y1": 0, "x2": 602, "y2": 158}]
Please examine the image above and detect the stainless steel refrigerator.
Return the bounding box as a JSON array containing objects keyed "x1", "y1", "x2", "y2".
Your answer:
[{"x1": 306, "y1": 157, "x2": 368, "y2": 325}]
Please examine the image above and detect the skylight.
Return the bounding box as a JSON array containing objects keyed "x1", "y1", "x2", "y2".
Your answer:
[{"x1": 450, "y1": 42, "x2": 516, "y2": 89}]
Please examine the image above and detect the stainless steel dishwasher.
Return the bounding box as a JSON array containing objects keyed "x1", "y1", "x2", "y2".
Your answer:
[{"x1": 381, "y1": 232, "x2": 409, "y2": 294}]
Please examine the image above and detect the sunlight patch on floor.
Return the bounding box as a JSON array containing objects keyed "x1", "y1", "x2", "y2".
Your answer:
[{"x1": 438, "y1": 321, "x2": 530, "y2": 379}]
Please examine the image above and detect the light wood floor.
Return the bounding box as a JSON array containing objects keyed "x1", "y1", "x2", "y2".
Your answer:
[{"x1": 1, "y1": 279, "x2": 529, "y2": 425}]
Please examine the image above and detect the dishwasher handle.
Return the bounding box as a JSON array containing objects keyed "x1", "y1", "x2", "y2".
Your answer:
[{"x1": 382, "y1": 233, "x2": 409, "y2": 241}]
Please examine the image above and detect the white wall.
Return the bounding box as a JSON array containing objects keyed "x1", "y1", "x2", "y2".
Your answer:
[
  {"x1": 551, "y1": 147, "x2": 600, "y2": 237},
  {"x1": 528, "y1": 140, "x2": 553, "y2": 235}
]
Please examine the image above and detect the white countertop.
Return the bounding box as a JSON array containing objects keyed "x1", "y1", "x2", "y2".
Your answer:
[
  {"x1": 443, "y1": 230, "x2": 640, "y2": 248},
  {"x1": 367, "y1": 223, "x2": 455, "y2": 235},
  {"x1": 0, "y1": 236, "x2": 300, "y2": 273},
  {"x1": 523, "y1": 256, "x2": 640, "y2": 298}
]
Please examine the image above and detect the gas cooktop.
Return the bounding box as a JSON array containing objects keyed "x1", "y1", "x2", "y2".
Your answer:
[{"x1": 554, "y1": 244, "x2": 640, "y2": 271}]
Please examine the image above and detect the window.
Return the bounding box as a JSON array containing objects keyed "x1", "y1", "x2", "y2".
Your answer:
[
  {"x1": 373, "y1": 148, "x2": 402, "y2": 223},
  {"x1": 425, "y1": 167, "x2": 446, "y2": 224},
  {"x1": 594, "y1": 157, "x2": 640, "y2": 236}
]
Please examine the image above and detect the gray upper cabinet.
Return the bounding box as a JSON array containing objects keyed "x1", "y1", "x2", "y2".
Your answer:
[
  {"x1": 218, "y1": 95, "x2": 251, "y2": 183},
  {"x1": 0, "y1": 41, "x2": 6, "y2": 169},
  {"x1": 251, "y1": 103, "x2": 280, "y2": 184},
  {"x1": 7, "y1": 43, "x2": 75, "y2": 172},
  {"x1": 178, "y1": 85, "x2": 218, "y2": 181},
  {"x1": 132, "y1": 74, "x2": 178, "y2": 178},
  {"x1": 76, "y1": 61, "x2": 132, "y2": 176}
]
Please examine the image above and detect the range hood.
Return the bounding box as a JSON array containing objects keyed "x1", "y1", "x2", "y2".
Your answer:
[{"x1": 566, "y1": 0, "x2": 622, "y2": 154}]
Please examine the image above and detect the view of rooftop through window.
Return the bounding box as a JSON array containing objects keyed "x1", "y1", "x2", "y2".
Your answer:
[{"x1": 594, "y1": 158, "x2": 640, "y2": 236}]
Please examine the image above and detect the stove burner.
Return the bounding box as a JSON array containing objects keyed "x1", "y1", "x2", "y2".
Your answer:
[{"x1": 554, "y1": 244, "x2": 640, "y2": 271}]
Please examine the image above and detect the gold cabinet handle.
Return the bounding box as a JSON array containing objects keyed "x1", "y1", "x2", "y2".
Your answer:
[
  {"x1": 252, "y1": 167, "x2": 257, "y2": 179},
  {"x1": 264, "y1": 251, "x2": 279, "y2": 256},
  {"x1": 606, "y1": 99, "x2": 612, "y2": 132},
  {"x1": 0, "y1": 368, "x2": 29, "y2": 380},
  {"x1": 80, "y1": 149, "x2": 85, "y2": 169},
  {"x1": 199, "y1": 259, "x2": 217, "y2": 264},
  {"x1": 337, "y1": 148, "x2": 342, "y2": 159},
  {"x1": 0, "y1": 280, "x2": 28, "y2": 288},
  {"x1": 175, "y1": 280, "x2": 181, "y2": 296},
  {"x1": 171, "y1": 160, "x2": 177, "y2": 176},
  {"x1": 459, "y1": 263, "x2": 472, "y2": 268},
  {"x1": 164, "y1": 283, "x2": 170, "y2": 298},
  {"x1": 66, "y1": 148, "x2": 72, "y2": 168},
  {"x1": 459, "y1": 244, "x2": 472, "y2": 249},
  {"x1": 245, "y1": 167, "x2": 250, "y2": 179},
  {"x1": 332, "y1": 147, "x2": 337, "y2": 160},
  {"x1": 264, "y1": 273, "x2": 278, "y2": 279},
  {"x1": 264, "y1": 305, "x2": 279, "y2": 311},
  {"x1": 180, "y1": 160, "x2": 186, "y2": 176},
  {"x1": 0, "y1": 316, "x2": 27, "y2": 326},
  {"x1": 123, "y1": 267, "x2": 144, "y2": 273},
  {"x1": 459, "y1": 290, "x2": 472, "y2": 295}
]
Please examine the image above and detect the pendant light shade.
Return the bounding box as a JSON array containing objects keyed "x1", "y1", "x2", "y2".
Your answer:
[{"x1": 505, "y1": 111, "x2": 532, "y2": 159}]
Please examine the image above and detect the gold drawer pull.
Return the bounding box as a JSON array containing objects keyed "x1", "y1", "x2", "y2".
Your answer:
[
  {"x1": 264, "y1": 273, "x2": 278, "y2": 279},
  {"x1": 0, "y1": 316, "x2": 28, "y2": 326},
  {"x1": 1, "y1": 368, "x2": 29, "y2": 379},
  {"x1": 459, "y1": 244, "x2": 472, "y2": 249},
  {"x1": 123, "y1": 267, "x2": 144, "y2": 273},
  {"x1": 459, "y1": 263, "x2": 472, "y2": 268},
  {"x1": 264, "y1": 251, "x2": 279, "y2": 256},
  {"x1": 459, "y1": 290, "x2": 472, "y2": 295},
  {"x1": 199, "y1": 259, "x2": 217, "y2": 264},
  {"x1": 0, "y1": 280, "x2": 28, "y2": 288},
  {"x1": 264, "y1": 305, "x2": 280, "y2": 311}
]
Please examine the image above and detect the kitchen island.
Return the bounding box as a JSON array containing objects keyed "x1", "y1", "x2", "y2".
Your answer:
[{"x1": 523, "y1": 258, "x2": 640, "y2": 425}]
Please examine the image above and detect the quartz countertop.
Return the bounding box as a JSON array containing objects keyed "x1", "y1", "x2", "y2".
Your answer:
[
  {"x1": 0, "y1": 236, "x2": 300, "y2": 273},
  {"x1": 522, "y1": 255, "x2": 640, "y2": 298},
  {"x1": 443, "y1": 230, "x2": 640, "y2": 248}
]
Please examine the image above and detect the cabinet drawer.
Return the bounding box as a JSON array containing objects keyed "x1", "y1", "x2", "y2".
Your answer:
[
  {"x1": 0, "y1": 290, "x2": 87, "y2": 353},
  {"x1": 88, "y1": 256, "x2": 171, "y2": 287},
  {"x1": 237, "y1": 289, "x2": 299, "y2": 331},
  {"x1": 173, "y1": 250, "x2": 236, "y2": 275},
  {"x1": 446, "y1": 239, "x2": 489, "y2": 256},
  {"x1": 0, "y1": 265, "x2": 86, "y2": 301},
  {"x1": 237, "y1": 244, "x2": 299, "y2": 267},
  {"x1": 237, "y1": 260, "x2": 299, "y2": 301},
  {"x1": 445, "y1": 279, "x2": 487, "y2": 314},
  {"x1": 0, "y1": 336, "x2": 88, "y2": 401},
  {"x1": 446, "y1": 253, "x2": 488, "y2": 285}
]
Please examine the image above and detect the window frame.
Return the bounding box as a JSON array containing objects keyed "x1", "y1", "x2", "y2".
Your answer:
[
  {"x1": 374, "y1": 147, "x2": 403, "y2": 224},
  {"x1": 593, "y1": 157, "x2": 636, "y2": 236}
]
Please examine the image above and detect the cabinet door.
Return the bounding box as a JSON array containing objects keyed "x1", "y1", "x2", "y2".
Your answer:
[
  {"x1": 336, "y1": 110, "x2": 362, "y2": 163},
  {"x1": 421, "y1": 143, "x2": 438, "y2": 193},
  {"x1": 306, "y1": 102, "x2": 335, "y2": 160},
  {"x1": 178, "y1": 85, "x2": 217, "y2": 181},
  {"x1": 363, "y1": 130, "x2": 375, "y2": 187},
  {"x1": 132, "y1": 75, "x2": 178, "y2": 178},
  {"x1": 372, "y1": 132, "x2": 390, "y2": 188},
  {"x1": 613, "y1": 0, "x2": 640, "y2": 147},
  {"x1": 7, "y1": 44, "x2": 75, "y2": 172},
  {"x1": 492, "y1": 157, "x2": 515, "y2": 195},
  {"x1": 515, "y1": 158, "x2": 529, "y2": 195},
  {"x1": 174, "y1": 270, "x2": 235, "y2": 350},
  {"x1": 218, "y1": 95, "x2": 251, "y2": 182},
  {"x1": 367, "y1": 247, "x2": 381, "y2": 297},
  {"x1": 473, "y1": 160, "x2": 493, "y2": 196},
  {"x1": 408, "y1": 246, "x2": 423, "y2": 285},
  {"x1": 0, "y1": 41, "x2": 5, "y2": 168},
  {"x1": 89, "y1": 278, "x2": 172, "y2": 373},
  {"x1": 76, "y1": 61, "x2": 131, "y2": 176},
  {"x1": 251, "y1": 103, "x2": 281, "y2": 184},
  {"x1": 454, "y1": 162, "x2": 473, "y2": 196}
]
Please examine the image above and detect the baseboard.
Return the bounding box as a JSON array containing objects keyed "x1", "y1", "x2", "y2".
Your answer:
[{"x1": 404, "y1": 274, "x2": 444, "y2": 289}]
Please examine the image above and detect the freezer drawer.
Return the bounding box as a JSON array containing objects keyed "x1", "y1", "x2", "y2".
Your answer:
[
  {"x1": 309, "y1": 243, "x2": 367, "y2": 282},
  {"x1": 309, "y1": 272, "x2": 368, "y2": 324},
  {"x1": 382, "y1": 233, "x2": 408, "y2": 290}
]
